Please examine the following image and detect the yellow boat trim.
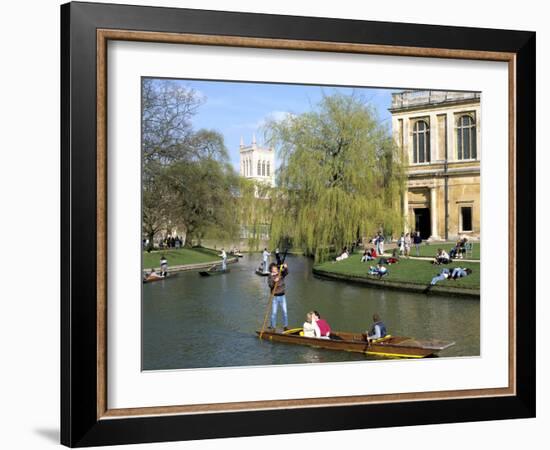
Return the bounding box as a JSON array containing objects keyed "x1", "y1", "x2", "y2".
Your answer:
[
  {"x1": 365, "y1": 351, "x2": 425, "y2": 358},
  {"x1": 282, "y1": 327, "x2": 303, "y2": 335},
  {"x1": 370, "y1": 334, "x2": 392, "y2": 344}
]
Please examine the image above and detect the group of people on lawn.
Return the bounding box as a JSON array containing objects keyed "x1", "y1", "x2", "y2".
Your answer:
[
  {"x1": 432, "y1": 238, "x2": 470, "y2": 265},
  {"x1": 335, "y1": 231, "x2": 423, "y2": 264},
  {"x1": 332, "y1": 232, "x2": 474, "y2": 285}
]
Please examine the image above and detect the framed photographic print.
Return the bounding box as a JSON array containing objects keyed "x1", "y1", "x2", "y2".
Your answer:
[{"x1": 61, "y1": 1, "x2": 536, "y2": 447}]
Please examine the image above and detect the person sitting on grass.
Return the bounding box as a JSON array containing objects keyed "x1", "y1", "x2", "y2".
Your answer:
[
  {"x1": 361, "y1": 248, "x2": 375, "y2": 262},
  {"x1": 313, "y1": 311, "x2": 331, "y2": 338},
  {"x1": 303, "y1": 311, "x2": 321, "y2": 338},
  {"x1": 449, "y1": 238, "x2": 464, "y2": 259},
  {"x1": 432, "y1": 248, "x2": 451, "y2": 265},
  {"x1": 368, "y1": 263, "x2": 388, "y2": 278},
  {"x1": 450, "y1": 267, "x2": 473, "y2": 280},
  {"x1": 451, "y1": 237, "x2": 469, "y2": 259},
  {"x1": 335, "y1": 246, "x2": 349, "y2": 262},
  {"x1": 366, "y1": 313, "x2": 388, "y2": 341},
  {"x1": 387, "y1": 248, "x2": 400, "y2": 264}
]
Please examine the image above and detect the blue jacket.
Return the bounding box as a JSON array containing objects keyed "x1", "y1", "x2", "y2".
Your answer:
[{"x1": 370, "y1": 321, "x2": 387, "y2": 339}]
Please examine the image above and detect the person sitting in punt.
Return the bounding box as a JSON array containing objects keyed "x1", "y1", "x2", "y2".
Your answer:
[
  {"x1": 367, "y1": 313, "x2": 388, "y2": 341},
  {"x1": 335, "y1": 246, "x2": 349, "y2": 262},
  {"x1": 432, "y1": 248, "x2": 451, "y2": 265},
  {"x1": 145, "y1": 268, "x2": 162, "y2": 281},
  {"x1": 368, "y1": 263, "x2": 388, "y2": 278},
  {"x1": 303, "y1": 311, "x2": 321, "y2": 338},
  {"x1": 313, "y1": 311, "x2": 331, "y2": 338}
]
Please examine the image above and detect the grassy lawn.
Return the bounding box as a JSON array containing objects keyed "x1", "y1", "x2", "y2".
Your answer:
[
  {"x1": 409, "y1": 241, "x2": 480, "y2": 260},
  {"x1": 315, "y1": 253, "x2": 480, "y2": 289},
  {"x1": 142, "y1": 247, "x2": 221, "y2": 270}
]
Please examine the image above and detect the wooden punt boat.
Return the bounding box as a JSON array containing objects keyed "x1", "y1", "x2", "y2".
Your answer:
[
  {"x1": 255, "y1": 269, "x2": 270, "y2": 276},
  {"x1": 256, "y1": 328, "x2": 455, "y2": 359},
  {"x1": 232, "y1": 252, "x2": 244, "y2": 257},
  {"x1": 199, "y1": 268, "x2": 230, "y2": 277}
]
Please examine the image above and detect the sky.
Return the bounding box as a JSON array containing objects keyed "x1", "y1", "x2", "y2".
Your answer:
[{"x1": 156, "y1": 78, "x2": 397, "y2": 171}]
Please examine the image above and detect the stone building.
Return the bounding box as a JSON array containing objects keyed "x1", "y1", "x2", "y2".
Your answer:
[
  {"x1": 390, "y1": 90, "x2": 480, "y2": 241},
  {"x1": 239, "y1": 134, "x2": 275, "y2": 187}
]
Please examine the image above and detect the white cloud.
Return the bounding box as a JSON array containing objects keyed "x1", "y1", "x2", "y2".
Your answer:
[{"x1": 255, "y1": 110, "x2": 294, "y2": 129}]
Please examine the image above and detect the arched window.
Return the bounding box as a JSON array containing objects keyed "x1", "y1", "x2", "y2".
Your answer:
[
  {"x1": 257, "y1": 160, "x2": 261, "y2": 176},
  {"x1": 456, "y1": 114, "x2": 477, "y2": 160},
  {"x1": 412, "y1": 120, "x2": 430, "y2": 164},
  {"x1": 262, "y1": 161, "x2": 266, "y2": 176},
  {"x1": 267, "y1": 161, "x2": 270, "y2": 177}
]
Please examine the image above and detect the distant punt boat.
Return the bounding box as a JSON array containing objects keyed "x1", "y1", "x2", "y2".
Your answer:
[
  {"x1": 232, "y1": 252, "x2": 244, "y2": 257},
  {"x1": 256, "y1": 328, "x2": 455, "y2": 359},
  {"x1": 199, "y1": 268, "x2": 230, "y2": 277},
  {"x1": 255, "y1": 269, "x2": 270, "y2": 276}
]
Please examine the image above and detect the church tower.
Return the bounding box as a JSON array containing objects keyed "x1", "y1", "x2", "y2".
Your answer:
[{"x1": 239, "y1": 134, "x2": 275, "y2": 187}]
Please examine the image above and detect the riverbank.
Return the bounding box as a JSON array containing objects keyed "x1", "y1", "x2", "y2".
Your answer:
[
  {"x1": 143, "y1": 247, "x2": 237, "y2": 273},
  {"x1": 313, "y1": 254, "x2": 480, "y2": 298}
]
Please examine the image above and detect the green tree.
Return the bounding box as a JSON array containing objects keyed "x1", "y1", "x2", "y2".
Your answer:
[
  {"x1": 163, "y1": 157, "x2": 240, "y2": 246},
  {"x1": 237, "y1": 178, "x2": 274, "y2": 251},
  {"x1": 141, "y1": 79, "x2": 239, "y2": 247},
  {"x1": 265, "y1": 93, "x2": 405, "y2": 262}
]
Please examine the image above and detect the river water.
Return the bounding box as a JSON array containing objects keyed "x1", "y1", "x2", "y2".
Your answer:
[{"x1": 142, "y1": 254, "x2": 479, "y2": 370}]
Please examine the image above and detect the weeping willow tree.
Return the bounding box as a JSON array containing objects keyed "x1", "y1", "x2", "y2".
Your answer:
[
  {"x1": 265, "y1": 93, "x2": 405, "y2": 262},
  {"x1": 237, "y1": 178, "x2": 275, "y2": 250}
]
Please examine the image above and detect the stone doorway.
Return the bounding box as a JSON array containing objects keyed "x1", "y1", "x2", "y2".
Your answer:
[{"x1": 414, "y1": 208, "x2": 431, "y2": 239}]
